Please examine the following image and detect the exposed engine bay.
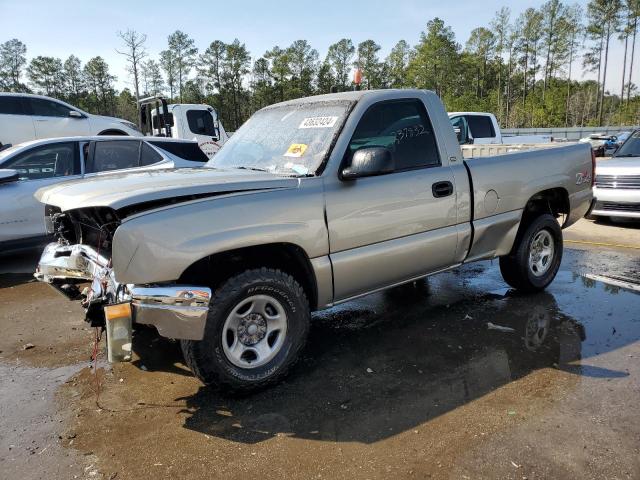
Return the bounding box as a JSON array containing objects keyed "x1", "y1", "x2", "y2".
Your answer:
[
  {"x1": 43, "y1": 205, "x2": 123, "y2": 327},
  {"x1": 46, "y1": 204, "x2": 121, "y2": 256}
]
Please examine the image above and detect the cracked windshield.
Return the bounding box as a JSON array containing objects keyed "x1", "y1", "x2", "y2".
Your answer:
[{"x1": 208, "y1": 101, "x2": 352, "y2": 176}]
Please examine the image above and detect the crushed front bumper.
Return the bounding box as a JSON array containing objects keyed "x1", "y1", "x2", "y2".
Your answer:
[{"x1": 34, "y1": 243, "x2": 211, "y2": 341}]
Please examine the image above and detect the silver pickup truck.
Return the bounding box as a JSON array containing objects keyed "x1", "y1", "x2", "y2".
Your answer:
[{"x1": 34, "y1": 89, "x2": 594, "y2": 393}]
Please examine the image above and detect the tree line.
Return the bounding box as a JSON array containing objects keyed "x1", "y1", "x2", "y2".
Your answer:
[{"x1": 1, "y1": 0, "x2": 639, "y2": 130}]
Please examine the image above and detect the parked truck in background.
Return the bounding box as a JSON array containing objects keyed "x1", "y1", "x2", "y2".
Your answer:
[
  {"x1": 139, "y1": 96, "x2": 229, "y2": 158},
  {"x1": 34, "y1": 89, "x2": 594, "y2": 395},
  {"x1": 449, "y1": 112, "x2": 552, "y2": 145}
]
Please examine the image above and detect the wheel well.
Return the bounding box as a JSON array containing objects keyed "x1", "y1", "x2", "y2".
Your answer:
[
  {"x1": 178, "y1": 243, "x2": 318, "y2": 310},
  {"x1": 98, "y1": 129, "x2": 127, "y2": 136},
  {"x1": 514, "y1": 188, "x2": 569, "y2": 246}
]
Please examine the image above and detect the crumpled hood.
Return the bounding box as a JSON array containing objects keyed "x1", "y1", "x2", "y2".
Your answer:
[{"x1": 35, "y1": 168, "x2": 299, "y2": 212}]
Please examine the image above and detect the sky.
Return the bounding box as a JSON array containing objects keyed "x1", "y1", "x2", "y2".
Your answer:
[{"x1": 0, "y1": 0, "x2": 633, "y2": 95}]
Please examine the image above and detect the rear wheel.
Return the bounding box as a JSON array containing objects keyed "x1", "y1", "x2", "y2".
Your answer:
[
  {"x1": 181, "y1": 268, "x2": 310, "y2": 394},
  {"x1": 499, "y1": 214, "x2": 563, "y2": 292}
]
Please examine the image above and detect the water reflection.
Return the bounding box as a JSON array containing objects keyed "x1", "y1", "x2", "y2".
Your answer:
[{"x1": 177, "y1": 269, "x2": 639, "y2": 444}]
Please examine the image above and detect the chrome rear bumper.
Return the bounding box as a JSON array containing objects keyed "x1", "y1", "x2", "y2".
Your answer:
[{"x1": 34, "y1": 242, "x2": 211, "y2": 340}]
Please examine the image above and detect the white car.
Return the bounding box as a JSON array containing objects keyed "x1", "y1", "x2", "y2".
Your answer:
[
  {"x1": 0, "y1": 136, "x2": 209, "y2": 252},
  {"x1": 592, "y1": 130, "x2": 640, "y2": 220},
  {"x1": 0, "y1": 93, "x2": 141, "y2": 148}
]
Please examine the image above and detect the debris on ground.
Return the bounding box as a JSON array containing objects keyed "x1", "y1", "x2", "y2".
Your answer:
[
  {"x1": 487, "y1": 322, "x2": 516, "y2": 333},
  {"x1": 366, "y1": 367, "x2": 374, "y2": 373},
  {"x1": 22, "y1": 343, "x2": 35, "y2": 350}
]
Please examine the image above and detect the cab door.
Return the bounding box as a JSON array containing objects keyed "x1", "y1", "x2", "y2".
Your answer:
[
  {"x1": 325, "y1": 99, "x2": 459, "y2": 301},
  {"x1": 27, "y1": 97, "x2": 90, "y2": 139}
]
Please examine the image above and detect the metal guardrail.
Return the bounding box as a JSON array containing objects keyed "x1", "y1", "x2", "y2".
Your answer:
[{"x1": 502, "y1": 126, "x2": 637, "y2": 141}]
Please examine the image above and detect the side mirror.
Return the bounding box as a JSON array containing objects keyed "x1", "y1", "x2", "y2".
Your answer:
[
  {"x1": 454, "y1": 127, "x2": 462, "y2": 140},
  {"x1": 69, "y1": 110, "x2": 84, "y2": 119},
  {"x1": 454, "y1": 124, "x2": 469, "y2": 144},
  {"x1": 0, "y1": 169, "x2": 19, "y2": 185},
  {"x1": 341, "y1": 147, "x2": 394, "y2": 180}
]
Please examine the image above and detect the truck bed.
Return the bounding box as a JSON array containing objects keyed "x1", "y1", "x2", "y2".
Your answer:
[
  {"x1": 461, "y1": 142, "x2": 594, "y2": 262},
  {"x1": 461, "y1": 142, "x2": 575, "y2": 159}
]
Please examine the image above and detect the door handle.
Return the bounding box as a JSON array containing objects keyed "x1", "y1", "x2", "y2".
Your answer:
[{"x1": 432, "y1": 181, "x2": 454, "y2": 198}]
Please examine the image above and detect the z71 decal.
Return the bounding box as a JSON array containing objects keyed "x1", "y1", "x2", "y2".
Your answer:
[{"x1": 575, "y1": 171, "x2": 592, "y2": 185}]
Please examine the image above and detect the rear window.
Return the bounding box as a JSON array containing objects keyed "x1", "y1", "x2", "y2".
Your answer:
[
  {"x1": 186, "y1": 109, "x2": 217, "y2": 137},
  {"x1": 140, "y1": 142, "x2": 163, "y2": 166},
  {"x1": 467, "y1": 115, "x2": 496, "y2": 139},
  {"x1": 148, "y1": 141, "x2": 209, "y2": 162},
  {"x1": 88, "y1": 140, "x2": 141, "y2": 173},
  {"x1": 0, "y1": 96, "x2": 25, "y2": 115}
]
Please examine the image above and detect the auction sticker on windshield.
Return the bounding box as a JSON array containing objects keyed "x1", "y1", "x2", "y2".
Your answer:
[
  {"x1": 299, "y1": 116, "x2": 338, "y2": 129},
  {"x1": 284, "y1": 143, "x2": 308, "y2": 157}
]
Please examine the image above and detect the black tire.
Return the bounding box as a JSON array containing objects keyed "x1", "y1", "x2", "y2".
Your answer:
[
  {"x1": 181, "y1": 268, "x2": 310, "y2": 394},
  {"x1": 499, "y1": 214, "x2": 563, "y2": 292}
]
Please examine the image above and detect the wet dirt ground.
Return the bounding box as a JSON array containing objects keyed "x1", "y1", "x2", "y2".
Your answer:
[{"x1": 1, "y1": 226, "x2": 639, "y2": 479}]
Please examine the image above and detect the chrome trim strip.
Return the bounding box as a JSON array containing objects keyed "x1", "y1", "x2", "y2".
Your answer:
[{"x1": 130, "y1": 286, "x2": 211, "y2": 341}]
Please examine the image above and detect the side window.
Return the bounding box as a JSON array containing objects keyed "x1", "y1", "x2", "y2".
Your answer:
[
  {"x1": 186, "y1": 110, "x2": 217, "y2": 137},
  {"x1": 4, "y1": 142, "x2": 79, "y2": 180},
  {"x1": 0, "y1": 96, "x2": 25, "y2": 115},
  {"x1": 87, "y1": 141, "x2": 140, "y2": 173},
  {"x1": 347, "y1": 99, "x2": 441, "y2": 171},
  {"x1": 466, "y1": 115, "x2": 495, "y2": 139},
  {"x1": 139, "y1": 142, "x2": 163, "y2": 166},
  {"x1": 29, "y1": 98, "x2": 74, "y2": 118}
]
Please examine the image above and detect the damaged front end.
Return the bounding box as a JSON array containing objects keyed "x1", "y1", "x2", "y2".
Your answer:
[{"x1": 34, "y1": 205, "x2": 211, "y2": 361}]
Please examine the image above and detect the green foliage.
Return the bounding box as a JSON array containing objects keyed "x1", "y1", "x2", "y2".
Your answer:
[
  {"x1": 2, "y1": 0, "x2": 639, "y2": 129},
  {"x1": 327, "y1": 38, "x2": 355, "y2": 90},
  {"x1": 0, "y1": 39, "x2": 27, "y2": 91},
  {"x1": 407, "y1": 18, "x2": 460, "y2": 97},
  {"x1": 27, "y1": 56, "x2": 64, "y2": 96},
  {"x1": 83, "y1": 56, "x2": 117, "y2": 115},
  {"x1": 355, "y1": 39, "x2": 383, "y2": 89},
  {"x1": 166, "y1": 30, "x2": 198, "y2": 102}
]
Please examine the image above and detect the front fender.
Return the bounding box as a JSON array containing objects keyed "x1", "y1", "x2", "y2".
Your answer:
[{"x1": 112, "y1": 181, "x2": 327, "y2": 285}]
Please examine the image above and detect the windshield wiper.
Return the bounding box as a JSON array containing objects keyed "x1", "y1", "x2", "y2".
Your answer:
[
  {"x1": 614, "y1": 154, "x2": 640, "y2": 157},
  {"x1": 234, "y1": 166, "x2": 269, "y2": 172}
]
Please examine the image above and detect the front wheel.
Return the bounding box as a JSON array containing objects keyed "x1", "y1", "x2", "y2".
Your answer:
[
  {"x1": 181, "y1": 268, "x2": 310, "y2": 394},
  {"x1": 499, "y1": 214, "x2": 563, "y2": 292}
]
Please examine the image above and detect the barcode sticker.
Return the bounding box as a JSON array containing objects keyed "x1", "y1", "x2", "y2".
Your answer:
[{"x1": 299, "y1": 116, "x2": 338, "y2": 129}]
